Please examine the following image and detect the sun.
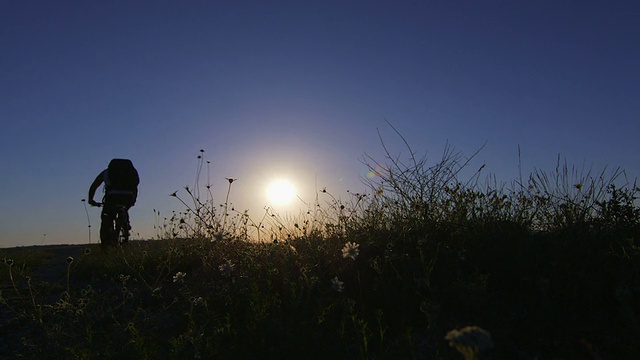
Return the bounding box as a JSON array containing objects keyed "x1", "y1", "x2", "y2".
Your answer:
[{"x1": 266, "y1": 179, "x2": 297, "y2": 206}]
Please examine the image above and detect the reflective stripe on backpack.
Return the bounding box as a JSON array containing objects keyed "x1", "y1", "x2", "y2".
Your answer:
[{"x1": 107, "y1": 189, "x2": 135, "y2": 196}]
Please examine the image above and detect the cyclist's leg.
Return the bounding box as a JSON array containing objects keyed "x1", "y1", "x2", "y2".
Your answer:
[{"x1": 100, "y1": 203, "x2": 117, "y2": 246}]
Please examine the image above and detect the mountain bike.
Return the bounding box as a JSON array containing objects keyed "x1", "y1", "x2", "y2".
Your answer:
[{"x1": 96, "y1": 202, "x2": 131, "y2": 247}]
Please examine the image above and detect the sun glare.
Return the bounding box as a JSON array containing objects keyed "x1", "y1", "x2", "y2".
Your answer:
[{"x1": 266, "y1": 179, "x2": 297, "y2": 206}]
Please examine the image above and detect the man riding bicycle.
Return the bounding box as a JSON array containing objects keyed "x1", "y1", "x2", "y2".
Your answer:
[{"x1": 88, "y1": 158, "x2": 140, "y2": 246}]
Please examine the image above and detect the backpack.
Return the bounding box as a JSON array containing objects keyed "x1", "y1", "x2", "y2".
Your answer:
[{"x1": 105, "y1": 158, "x2": 139, "y2": 193}]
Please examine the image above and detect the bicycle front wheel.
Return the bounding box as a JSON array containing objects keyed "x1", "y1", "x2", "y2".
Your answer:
[
  {"x1": 116, "y1": 208, "x2": 130, "y2": 245},
  {"x1": 100, "y1": 211, "x2": 119, "y2": 247}
]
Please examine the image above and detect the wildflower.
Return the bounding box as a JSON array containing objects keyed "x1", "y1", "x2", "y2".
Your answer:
[
  {"x1": 66, "y1": 256, "x2": 74, "y2": 264},
  {"x1": 445, "y1": 326, "x2": 493, "y2": 360},
  {"x1": 331, "y1": 276, "x2": 344, "y2": 293},
  {"x1": 342, "y1": 242, "x2": 360, "y2": 260},
  {"x1": 4, "y1": 258, "x2": 14, "y2": 266},
  {"x1": 226, "y1": 178, "x2": 236, "y2": 184},
  {"x1": 218, "y1": 260, "x2": 235, "y2": 276},
  {"x1": 169, "y1": 191, "x2": 178, "y2": 197},
  {"x1": 84, "y1": 248, "x2": 92, "y2": 255},
  {"x1": 173, "y1": 271, "x2": 187, "y2": 283}
]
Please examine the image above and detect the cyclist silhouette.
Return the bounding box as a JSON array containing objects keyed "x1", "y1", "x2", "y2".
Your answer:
[{"x1": 88, "y1": 159, "x2": 139, "y2": 246}]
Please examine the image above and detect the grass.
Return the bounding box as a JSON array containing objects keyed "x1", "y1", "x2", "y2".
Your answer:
[{"x1": 2, "y1": 134, "x2": 639, "y2": 359}]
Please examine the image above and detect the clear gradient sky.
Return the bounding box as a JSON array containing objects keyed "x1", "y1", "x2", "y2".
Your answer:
[{"x1": 2, "y1": 1, "x2": 639, "y2": 248}]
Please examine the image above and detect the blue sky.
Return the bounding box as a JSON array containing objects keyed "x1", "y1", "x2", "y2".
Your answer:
[{"x1": 1, "y1": 1, "x2": 639, "y2": 247}]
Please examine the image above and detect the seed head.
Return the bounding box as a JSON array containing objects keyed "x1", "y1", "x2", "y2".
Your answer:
[
  {"x1": 173, "y1": 271, "x2": 187, "y2": 283},
  {"x1": 218, "y1": 260, "x2": 236, "y2": 277},
  {"x1": 445, "y1": 326, "x2": 493, "y2": 358},
  {"x1": 191, "y1": 296, "x2": 204, "y2": 306}
]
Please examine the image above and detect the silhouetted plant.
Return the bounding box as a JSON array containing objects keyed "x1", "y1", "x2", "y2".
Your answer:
[{"x1": 2, "y1": 133, "x2": 639, "y2": 359}]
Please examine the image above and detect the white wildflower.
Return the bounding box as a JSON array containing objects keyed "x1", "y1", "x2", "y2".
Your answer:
[{"x1": 342, "y1": 242, "x2": 360, "y2": 260}]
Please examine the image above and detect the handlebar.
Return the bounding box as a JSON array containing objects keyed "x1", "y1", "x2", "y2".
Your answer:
[{"x1": 91, "y1": 202, "x2": 129, "y2": 209}]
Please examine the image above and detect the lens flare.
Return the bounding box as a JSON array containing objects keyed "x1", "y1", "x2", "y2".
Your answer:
[{"x1": 266, "y1": 179, "x2": 296, "y2": 206}]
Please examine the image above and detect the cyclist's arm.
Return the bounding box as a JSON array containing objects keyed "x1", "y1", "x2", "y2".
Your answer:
[{"x1": 88, "y1": 170, "x2": 106, "y2": 205}]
